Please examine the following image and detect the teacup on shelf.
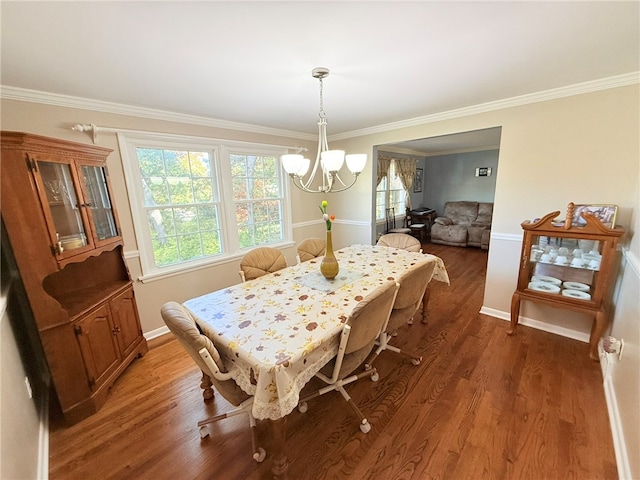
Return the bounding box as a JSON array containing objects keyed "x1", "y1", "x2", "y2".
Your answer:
[
  {"x1": 571, "y1": 257, "x2": 585, "y2": 268},
  {"x1": 554, "y1": 255, "x2": 568, "y2": 266}
]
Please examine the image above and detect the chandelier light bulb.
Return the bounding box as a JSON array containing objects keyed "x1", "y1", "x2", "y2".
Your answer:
[
  {"x1": 281, "y1": 154, "x2": 305, "y2": 175},
  {"x1": 345, "y1": 154, "x2": 367, "y2": 174},
  {"x1": 297, "y1": 158, "x2": 311, "y2": 176},
  {"x1": 320, "y1": 150, "x2": 345, "y2": 172}
]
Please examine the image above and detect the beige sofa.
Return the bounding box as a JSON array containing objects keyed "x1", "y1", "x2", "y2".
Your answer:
[{"x1": 430, "y1": 201, "x2": 493, "y2": 249}]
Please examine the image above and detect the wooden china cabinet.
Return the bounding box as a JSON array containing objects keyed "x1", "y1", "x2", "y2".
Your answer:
[
  {"x1": 509, "y1": 204, "x2": 624, "y2": 360},
  {"x1": 1, "y1": 131, "x2": 148, "y2": 423}
]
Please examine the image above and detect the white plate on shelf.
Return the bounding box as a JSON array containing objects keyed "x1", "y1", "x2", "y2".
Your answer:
[
  {"x1": 562, "y1": 289, "x2": 591, "y2": 300},
  {"x1": 528, "y1": 281, "x2": 561, "y2": 294},
  {"x1": 563, "y1": 281, "x2": 590, "y2": 291},
  {"x1": 531, "y1": 275, "x2": 562, "y2": 286}
]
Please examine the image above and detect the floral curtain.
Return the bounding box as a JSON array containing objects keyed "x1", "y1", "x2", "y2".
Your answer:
[
  {"x1": 376, "y1": 156, "x2": 391, "y2": 186},
  {"x1": 394, "y1": 158, "x2": 417, "y2": 210}
]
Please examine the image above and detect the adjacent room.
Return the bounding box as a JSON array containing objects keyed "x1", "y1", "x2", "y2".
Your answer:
[{"x1": 1, "y1": 2, "x2": 638, "y2": 479}]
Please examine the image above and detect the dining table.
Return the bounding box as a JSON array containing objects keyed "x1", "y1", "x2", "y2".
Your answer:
[{"x1": 183, "y1": 243, "x2": 449, "y2": 478}]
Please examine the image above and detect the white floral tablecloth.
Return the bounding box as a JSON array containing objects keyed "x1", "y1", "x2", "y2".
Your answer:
[{"x1": 184, "y1": 244, "x2": 449, "y2": 420}]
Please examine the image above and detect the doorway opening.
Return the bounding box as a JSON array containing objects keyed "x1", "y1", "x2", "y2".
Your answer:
[{"x1": 373, "y1": 126, "x2": 502, "y2": 245}]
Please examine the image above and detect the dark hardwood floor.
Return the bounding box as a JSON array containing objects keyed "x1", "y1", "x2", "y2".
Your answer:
[{"x1": 49, "y1": 243, "x2": 617, "y2": 480}]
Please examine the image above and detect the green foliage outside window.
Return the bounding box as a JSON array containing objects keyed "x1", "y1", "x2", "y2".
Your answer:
[{"x1": 135, "y1": 148, "x2": 284, "y2": 268}]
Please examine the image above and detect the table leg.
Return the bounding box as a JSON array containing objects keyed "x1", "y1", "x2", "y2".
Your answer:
[
  {"x1": 270, "y1": 416, "x2": 289, "y2": 479},
  {"x1": 199, "y1": 372, "x2": 214, "y2": 400},
  {"x1": 421, "y1": 286, "x2": 431, "y2": 324}
]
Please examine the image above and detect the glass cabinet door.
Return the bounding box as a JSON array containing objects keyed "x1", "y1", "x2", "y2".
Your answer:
[
  {"x1": 526, "y1": 234, "x2": 601, "y2": 301},
  {"x1": 81, "y1": 165, "x2": 118, "y2": 241},
  {"x1": 37, "y1": 160, "x2": 89, "y2": 253}
]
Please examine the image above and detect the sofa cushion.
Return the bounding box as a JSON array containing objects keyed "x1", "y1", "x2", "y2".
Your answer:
[
  {"x1": 432, "y1": 224, "x2": 467, "y2": 244},
  {"x1": 434, "y1": 217, "x2": 453, "y2": 226},
  {"x1": 442, "y1": 201, "x2": 479, "y2": 227}
]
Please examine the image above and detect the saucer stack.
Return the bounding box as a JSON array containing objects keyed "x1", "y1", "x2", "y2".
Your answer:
[
  {"x1": 561, "y1": 281, "x2": 591, "y2": 300},
  {"x1": 528, "y1": 275, "x2": 561, "y2": 294}
]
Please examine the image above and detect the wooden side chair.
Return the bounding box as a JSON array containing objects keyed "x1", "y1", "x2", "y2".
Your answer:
[
  {"x1": 160, "y1": 301, "x2": 266, "y2": 462},
  {"x1": 406, "y1": 208, "x2": 428, "y2": 242},
  {"x1": 365, "y1": 262, "x2": 436, "y2": 369},
  {"x1": 297, "y1": 281, "x2": 399, "y2": 433},
  {"x1": 296, "y1": 237, "x2": 326, "y2": 264},
  {"x1": 377, "y1": 232, "x2": 422, "y2": 253},
  {"x1": 385, "y1": 207, "x2": 411, "y2": 235},
  {"x1": 239, "y1": 246, "x2": 287, "y2": 282}
]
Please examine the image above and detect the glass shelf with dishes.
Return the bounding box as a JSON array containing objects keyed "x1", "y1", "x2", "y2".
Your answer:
[{"x1": 526, "y1": 235, "x2": 602, "y2": 302}]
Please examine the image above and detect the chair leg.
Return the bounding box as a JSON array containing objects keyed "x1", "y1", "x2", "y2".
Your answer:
[
  {"x1": 197, "y1": 398, "x2": 265, "y2": 462},
  {"x1": 298, "y1": 368, "x2": 378, "y2": 433},
  {"x1": 248, "y1": 414, "x2": 266, "y2": 462},
  {"x1": 366, "y1": 332, "x2": 422, "y2": 369},
  {"x1": 335, "y1": 384, "x2": 371, "y2": 433}
]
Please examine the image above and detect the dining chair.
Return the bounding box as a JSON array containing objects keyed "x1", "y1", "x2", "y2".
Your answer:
[
  {"x1": 365, "y1": 262, "x2": 434, "y2": 369},
  {"x1": 385, "y1": 207, "x2": 411, "y2": 235},
  {"x1": 160, "y1": 301, "x2": 266, "y2": 462},
  {"x1": 377, "y1": 232, "x2": 423, "y2": 253},
  {"x1": 296, "y1": 237, "x2": 326, "y2": 264},
  {"x1": 238, "y1": 246, "x2": 287, "y2": 282},
  {"x1": 297, "y1": 280, "x2": 400, "y2": 433}
]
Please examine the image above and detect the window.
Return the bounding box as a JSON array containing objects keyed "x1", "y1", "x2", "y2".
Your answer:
[
  {"x1": 118, "y1": 133, "x2": 290, "y2": 281},
  {"x1": 376, "y1": 159, "x2": 406, "y2": 221},
  {"x1": 230, "y1": 152, "x2": 284, "y2": 248}
]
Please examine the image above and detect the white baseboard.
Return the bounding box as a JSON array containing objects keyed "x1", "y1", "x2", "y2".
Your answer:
[
  {"x1": 144, "y1": 325, "x2": 170, "y2": 341},
  {"x1": 598, "y1": 342, "x2": 632, "y2": 480},
  {"x1": 479, "y1": 306, "x2": 590, "y2": 343},
  {"x1": 38, "y1": 386, "x2": 49, "y2": 480}
]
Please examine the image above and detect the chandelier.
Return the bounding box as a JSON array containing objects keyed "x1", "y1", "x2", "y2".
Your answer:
[{"x1": 281, "y1": 67, "x2": 367, "y2": 193}]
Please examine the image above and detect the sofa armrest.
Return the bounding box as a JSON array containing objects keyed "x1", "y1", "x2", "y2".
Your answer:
[{"x1": 434, "y1": 217, "x2": 453, "y2": 226}]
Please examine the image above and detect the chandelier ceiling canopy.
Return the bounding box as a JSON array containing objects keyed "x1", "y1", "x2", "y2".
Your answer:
[{"x1": 282, "y1": 67, "x2": 367, "y2": 193}]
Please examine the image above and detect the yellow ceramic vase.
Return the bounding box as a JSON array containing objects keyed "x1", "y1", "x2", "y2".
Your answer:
[{"x1": 320, "y1": 231, "x2": 339, "y2": 279}]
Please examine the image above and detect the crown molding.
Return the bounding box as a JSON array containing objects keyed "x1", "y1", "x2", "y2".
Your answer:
[
  {"x1": 0, "y1": 85, "x2": 316, "y2": 141},
  {"x1": 330, "y1": 72, "x2": 640, "y2": 141},
  {"x1": 2, "y1": 71, "x2": 637, "y2": 142}
]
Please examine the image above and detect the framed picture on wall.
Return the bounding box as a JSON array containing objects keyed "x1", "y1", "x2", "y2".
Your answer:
[{"x1": 413, "y1": 168, "x2": 423, "y2": 193}]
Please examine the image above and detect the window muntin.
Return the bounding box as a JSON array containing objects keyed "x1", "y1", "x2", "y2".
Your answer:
[{"x1": 119, "y1": 133, "x2": 290, "y2": 280}]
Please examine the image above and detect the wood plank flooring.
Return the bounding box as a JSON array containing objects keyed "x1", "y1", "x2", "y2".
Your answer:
[{"x1": 49, "y1": 244, "x2": 617, "y2": 480}]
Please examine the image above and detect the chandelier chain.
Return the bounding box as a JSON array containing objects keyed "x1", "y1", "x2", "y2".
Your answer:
[{"x1": 318, "y1": 77, "x2": 326, "y2": 121}]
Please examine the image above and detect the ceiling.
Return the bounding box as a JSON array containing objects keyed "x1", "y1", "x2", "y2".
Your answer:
[{"x1": 1, "y1": 1, "x2": 639, "y2": 154}]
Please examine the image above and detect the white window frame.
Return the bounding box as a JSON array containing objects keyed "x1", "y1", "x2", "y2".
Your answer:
[{"x1": 118, "y1": 131, "x2": 292, "y2": 282}]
